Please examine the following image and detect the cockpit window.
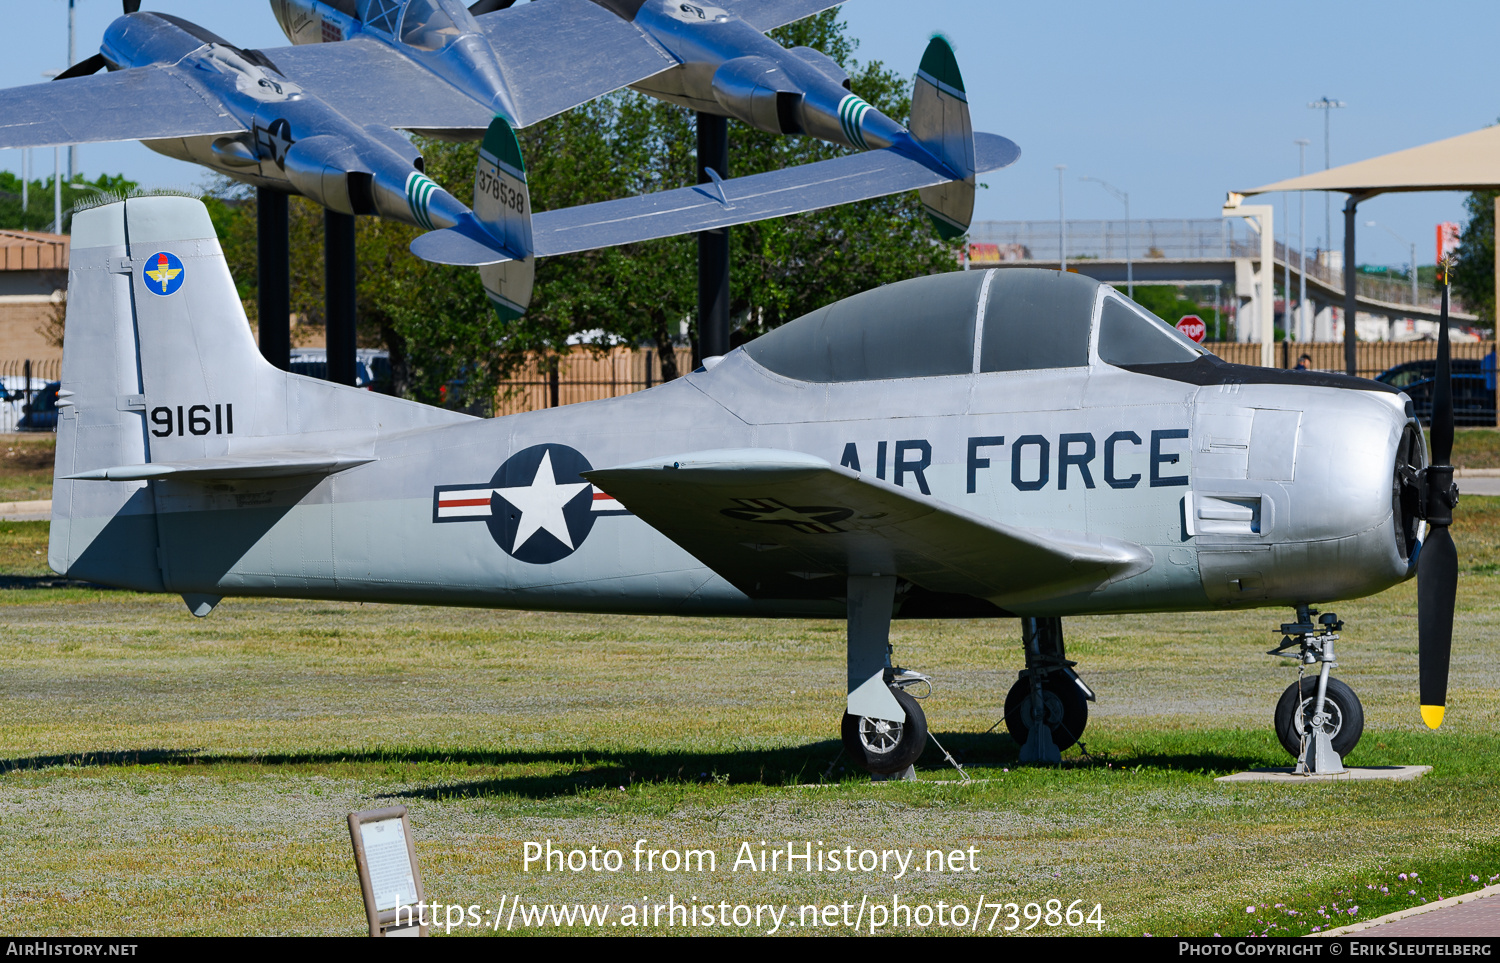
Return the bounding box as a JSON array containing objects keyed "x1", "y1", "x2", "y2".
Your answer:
[
  {"x1": 1097, "y1": 296, "x2": 1207, "y2": 366},
  {"x1": 359, "y1": 0, "x2": 402, "y2": 34},
  {"x1": 979, "y1": 269, "x2": 1098, "y2": 372},
  {"x1": 743, "y1": 272, "x2": 986, "y2": 382},
  {"x1": 399, "y1": 0, "x2": 461, "y2": 49}
]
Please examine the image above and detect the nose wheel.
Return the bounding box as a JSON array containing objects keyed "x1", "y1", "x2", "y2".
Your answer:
[{"x1": 1268, "y1": 606, "x2": 1362, "y2": 773}]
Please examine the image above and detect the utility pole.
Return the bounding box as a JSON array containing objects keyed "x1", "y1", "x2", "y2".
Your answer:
[
  {"x1": 67, "y1": 0, "x2": 77, "y2": 180},
  {"x1": 1081, "y1": 176, "x2": 1130, "y2": 296},
  {"x1": 1295, "y1": 139, "x2": 1309, "y2": 340},
  {"x1": 1056, "y1": 165, "x2": 1067, "y2": 272},
  {"x1": 1308, "y1": 98, "x2": 1345, "y2": 264}
]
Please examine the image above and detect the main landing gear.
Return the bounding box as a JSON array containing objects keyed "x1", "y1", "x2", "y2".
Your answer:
[
  {"x1": 839, "y1": 576, "x2": 931, "y2": 777},
  {"x1": 1004, "y1": 616, "x2": 1095, "y2": 763},
  {"x1": 1268, "y1": 606, "x2": 1364, "y2": 774}
]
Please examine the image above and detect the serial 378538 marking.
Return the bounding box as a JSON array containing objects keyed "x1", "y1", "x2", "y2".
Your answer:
[{"x1": 150, "y1": 404, "x2": 234, "y2": 437}]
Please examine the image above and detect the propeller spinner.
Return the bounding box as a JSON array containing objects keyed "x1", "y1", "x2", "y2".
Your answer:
[{"x1": 1415, "y1": 259, "x2": 1460, "y2": 728}]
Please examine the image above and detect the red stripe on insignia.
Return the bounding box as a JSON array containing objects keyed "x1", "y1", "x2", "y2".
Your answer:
[
  {"x1": 441, "y1": 497, "x2": 491, "y2": 507},
  {"x1": 592, "y1": 492, "x2": 615, "y2": 500}
]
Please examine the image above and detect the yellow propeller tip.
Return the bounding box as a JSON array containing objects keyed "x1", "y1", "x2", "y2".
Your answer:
[{"x1": 1421, "y1": 705, "x2": 1446, "y2": 729}]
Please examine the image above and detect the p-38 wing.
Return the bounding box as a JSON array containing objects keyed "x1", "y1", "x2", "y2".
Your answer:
[{"x1": 585, "y1": 449, "x2": 1153, "y2": 608}]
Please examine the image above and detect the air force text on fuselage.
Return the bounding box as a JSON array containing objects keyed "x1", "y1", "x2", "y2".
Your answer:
[{"x1": 838, "y1": 429, "x2": 1190, "y2": 495}]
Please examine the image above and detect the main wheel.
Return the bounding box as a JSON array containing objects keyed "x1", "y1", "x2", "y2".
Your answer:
[
  {"x1": 1004, "y1": 674, "x2": 1088, "y2": 751},
  {"x1": 841, "y1": 685, "x2": 928, "y2": 775},
  {"x1": 1274, "y1": 676, "x2": 1364, "y2": 759}
]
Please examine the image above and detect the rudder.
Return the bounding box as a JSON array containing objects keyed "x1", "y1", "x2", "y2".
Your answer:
[{"x1": 910, "y1": 36, "x2": 976, "y2": 241}]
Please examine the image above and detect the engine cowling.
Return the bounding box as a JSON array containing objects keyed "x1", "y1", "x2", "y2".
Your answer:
[{"x1": 710, "y1": 56, "x2": 806, "y2": 135}]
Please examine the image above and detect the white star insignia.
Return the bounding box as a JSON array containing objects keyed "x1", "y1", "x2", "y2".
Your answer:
[{"x1": 493, "y1": 450, "x2": 589, "y2": 552}]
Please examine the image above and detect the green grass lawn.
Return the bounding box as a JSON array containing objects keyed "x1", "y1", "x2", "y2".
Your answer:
[
  {"x1": 0, "y1": 434, "x2": 55, "y2": 503},
  {"x1": 0, "y1": 504, "x2": 1497, "y2": 936}
]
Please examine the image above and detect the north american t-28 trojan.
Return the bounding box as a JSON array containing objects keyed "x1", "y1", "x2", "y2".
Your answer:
[
  {"x1": 0, "y1": 0, "x2": 999, "y2": 318},
  {"x1": 48, "y1": 191, "x2": 1461, "y2": 776}
]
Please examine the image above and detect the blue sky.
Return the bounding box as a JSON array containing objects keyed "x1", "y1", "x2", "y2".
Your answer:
[{"x1": 3, "y1": 0, "x2": 1495, "y2": 268}]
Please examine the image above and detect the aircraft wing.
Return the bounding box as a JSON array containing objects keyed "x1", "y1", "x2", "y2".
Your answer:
[
  {"x1": 64, "y1": 452, "x2": 375, "y2": 482},
  {"x1": 534, "y1": 131, "x2": 1020, "y2": 256},
  {"x1": 262, "y1": 39, "x2": 500, "y2": 132},
  {"x1": 584, "y1": 449, "x2": 1152, "y2": 606},
  {"x1": 474, "y1": 0, "x2": 680, "y2": 127},
  {"x1": 717, "y1": 0, "x2": 847, "y2": 32},
  {"x1": 0, "y1": 70, "x2": 243, "y2": 150}
]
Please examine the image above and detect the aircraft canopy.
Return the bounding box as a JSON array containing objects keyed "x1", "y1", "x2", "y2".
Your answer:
[{"x1": 743, "y1": 268, "x2": 1201, "y2": 382}]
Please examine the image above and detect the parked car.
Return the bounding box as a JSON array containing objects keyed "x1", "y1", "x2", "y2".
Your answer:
[
  {"x1": 16, "y1": 381, "x2": 60, "y2": 432},
  {"x1": 288, "y1": 349, "x2": 392, "y2": 394},
  {"x1": 1376, "y1": 361, "x2": 1496, "y2": 427}
]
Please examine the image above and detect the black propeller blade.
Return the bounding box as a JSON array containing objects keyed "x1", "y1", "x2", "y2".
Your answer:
[
  {"x1": 54, "y1": 52, "x2": 107, "y2": 81},
  {"x1": 124, "y1": 0, "x2": 142, "y2": 13},
  {"x1": 469, "y1": 0, "x2": 519, "y2": 13},
  {"x1": 1416, "y1": 261, "x2": 1459, "y2": 729}
]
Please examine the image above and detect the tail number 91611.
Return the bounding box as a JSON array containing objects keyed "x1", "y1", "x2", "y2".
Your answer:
[{"x1": 150, "y1": 403, "x2": 234, "y2": 437}]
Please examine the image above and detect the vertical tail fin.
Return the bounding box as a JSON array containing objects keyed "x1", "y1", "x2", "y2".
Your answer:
[
  {"x1": 475, "y1": 117, "x2": 534, "y2": 321},
  {"x1": 909, "y1": 36, "x2": 976, "y2": 240}
]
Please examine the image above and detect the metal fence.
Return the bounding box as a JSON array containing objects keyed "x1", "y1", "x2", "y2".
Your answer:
[
  {"x1": 0, "y1": 359, "x2": 60, "y2": 433},
  {"x1": 969, "y1": 219, "x2": 1449, "y2": 311},
  {"x1": 1205, "y1": 340, "x2": 1494, "y2": 381},
  {"x1": 494, "y1": 346, "x2": 696, "y2": 416}
]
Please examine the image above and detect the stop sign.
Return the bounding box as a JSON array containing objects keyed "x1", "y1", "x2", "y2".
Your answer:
[{"x1": 1176, "y1": 314, "x2": 1206, "y2": 343}]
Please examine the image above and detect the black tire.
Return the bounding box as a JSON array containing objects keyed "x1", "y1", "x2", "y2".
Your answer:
[
  {"x1": 841, "y1": 685, "x2": 928, "y2": 775},
  {"x1": 1004, "y1": 674, "x2": 1089, "y2": 752},
  {"x1": 1274, "y1": 675, "x2": 1364, "y2": 759}
]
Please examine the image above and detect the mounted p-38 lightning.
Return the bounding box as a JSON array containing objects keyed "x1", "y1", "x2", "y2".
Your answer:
[
  {"x1": 0, "y1": 2, "x2": 1010, "y2": 319},
  {"x1": 49, "y1": 196, "x2": 1459, "y2": 778}
]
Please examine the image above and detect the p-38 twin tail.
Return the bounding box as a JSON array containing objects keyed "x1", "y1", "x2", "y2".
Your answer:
[{"x1": 49, "y1": 195, "x2": 1460, "y2": 776}]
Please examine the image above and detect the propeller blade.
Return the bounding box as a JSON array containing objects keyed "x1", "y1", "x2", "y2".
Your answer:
[
  {"x1": 124, "y1": 1, "x2": 142, "y2": 13},
  {"x1": 468, "y1": 0, "x2": 517, "y2": 13},
  {"x1": 1417, "y1": 523, "x2": 1457, "y2": 728},
  {"x1": 54, "y1": 53, "x2": 107, "y2": 81},
  {"x1": 1432, "y1": 268, "x2": 1454, "y2": 464}
]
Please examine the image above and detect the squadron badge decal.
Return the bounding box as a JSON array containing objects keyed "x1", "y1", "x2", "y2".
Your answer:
[
  {"x1": 143, "y1": 252, "x2": 184, "y2": 296},
  {"x1": 434, "y1": 444, "x2": 629, "y2": 563}
]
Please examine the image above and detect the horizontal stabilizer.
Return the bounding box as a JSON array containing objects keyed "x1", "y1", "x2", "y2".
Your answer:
[
  {"x1": 534, "y1": 132, "x2": 1018, "y2": 257},
  {"x1": 409, "y1": 225, "x2": 515, "y2": 266},
  {"x1": 65, "y1": 453, "x2": 376, "y2": 482},
  {"x1": 584, "y1": 448, "x2": 1150, "y2": 607}
]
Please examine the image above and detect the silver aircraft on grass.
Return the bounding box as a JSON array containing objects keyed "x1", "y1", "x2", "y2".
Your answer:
[
  {"x1": 0, "y1": 1, "x2": 1003, "y2": 318},
  {"x1": 49, "y1": 194, "x2": 1461, "y2": 777}
]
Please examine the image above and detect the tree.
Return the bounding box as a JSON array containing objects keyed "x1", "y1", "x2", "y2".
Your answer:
[
  {"x1": 1452, "y1": 189, "x2": 1496, "y2": 326},
  {"x1": 0, "y1": 172, "x2": 138, "y2": 233}
]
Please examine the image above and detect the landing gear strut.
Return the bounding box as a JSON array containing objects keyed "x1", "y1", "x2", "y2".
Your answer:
[
  {"x1": 1005, "y1": 617, "x2": 1094, "y2": 763},
  {"x1": 1268, "y1": 606, "x2": 1364, "y2": 774},
  {"x1": 840, "y1": 576, "x2": 929, "y2": 777}
]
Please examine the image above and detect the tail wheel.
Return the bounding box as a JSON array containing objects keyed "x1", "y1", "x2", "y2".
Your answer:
[
  {"x1": 1003, "y1": 674, "x2": 1088, "y2": 752},
  {"x1": 841, "y1": 685, "x2": 928, "y2": 775},
  {"x1": 1274, "y1": 676, "x2": 1364, "y2": 759}
]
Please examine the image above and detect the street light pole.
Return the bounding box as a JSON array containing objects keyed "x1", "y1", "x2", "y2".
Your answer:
[
  {"x1": 1308, "y1": 98, "x2": 1345, "y2": 261},
  {"x1": 1056, "y1": 165, "x2": 1067, "y2": 272},
  {"x1": 1081, "y1": 176, "x2": 1130, "y2": 296},
  {"x1": 1295, "y1": 138, "x2": 1309, "y2": 341}
]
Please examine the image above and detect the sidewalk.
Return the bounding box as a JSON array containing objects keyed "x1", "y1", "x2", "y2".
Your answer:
[
  {"x1": 0, "y1": 499, "x2": 50, "y2": 521},
  {"x1": 1318, "y1": 884, "x2": 1500, "y2": 937}
]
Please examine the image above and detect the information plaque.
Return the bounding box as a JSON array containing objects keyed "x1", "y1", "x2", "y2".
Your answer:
[{"x1": 348, "y1": 806, "x2": 426, "y2": 937}]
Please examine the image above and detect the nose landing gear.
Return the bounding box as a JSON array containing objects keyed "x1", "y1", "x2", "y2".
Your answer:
[{"x1": 1268, "y1": 606, "x2": 1364, "y2": 774}]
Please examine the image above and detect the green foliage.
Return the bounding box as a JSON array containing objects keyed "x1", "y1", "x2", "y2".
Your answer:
[
  {"x1": 1452, "y1": 189, "x2": 1496, "y2": 326},
  {"x1": 1127, "y1": 285, "x2": 1223, "y2": 334},
  {"x1": 0, "y1": 172, "x2": 139, "y2": 233}
]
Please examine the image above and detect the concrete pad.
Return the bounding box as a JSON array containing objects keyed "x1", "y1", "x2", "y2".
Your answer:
[
  {"x1": 1315, "y1": 884, "x2": 1500, "y2": 937},
  {"x1": 0, "y1": 499, "x2": 50, "y2": 522},
  {"x1": 1459, "y1": 476, "x2": 1500, "y2": 496},
  {"x1": 1215, "y1": 765, "x2": 1430, "y2": 784}
]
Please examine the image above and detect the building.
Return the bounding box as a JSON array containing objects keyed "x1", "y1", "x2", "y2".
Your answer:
[{"x1": 0, "y1": 229, "x2": 68, "y2": 365}]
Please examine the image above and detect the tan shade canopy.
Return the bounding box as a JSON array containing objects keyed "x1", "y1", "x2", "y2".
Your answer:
[{"x1": 1243, "y1": 124, "x2": 1500, "y2": 197}]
